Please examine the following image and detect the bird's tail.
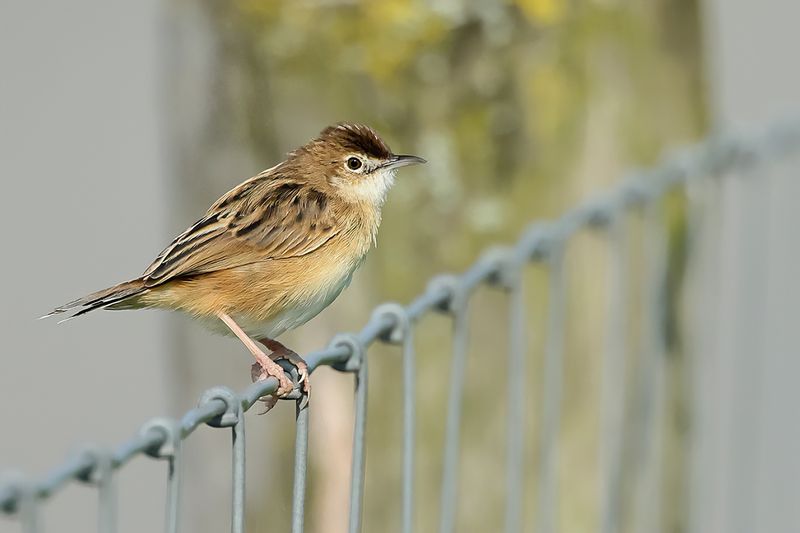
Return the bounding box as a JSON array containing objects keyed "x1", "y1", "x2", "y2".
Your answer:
[{"x1": 41, "y1": 278, "x2": 149, "y2": 322}]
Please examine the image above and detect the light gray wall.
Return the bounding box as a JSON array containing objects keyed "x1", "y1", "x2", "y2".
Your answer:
[
  {"x1": 691, "y1": 1, "x2": 800, "y2": 532},
  {"x1": 0, "y1": 1, "x2": 169, "y2": 532}
]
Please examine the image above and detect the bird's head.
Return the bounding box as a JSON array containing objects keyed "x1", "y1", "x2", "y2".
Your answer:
[{"x1": 287, "y1": 123, "x2": 426, "y2": 206}]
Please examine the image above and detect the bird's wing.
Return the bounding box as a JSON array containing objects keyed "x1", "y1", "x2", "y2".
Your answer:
[{"x1": 141, "y1": 173, "x2": 340, "y2": 285}]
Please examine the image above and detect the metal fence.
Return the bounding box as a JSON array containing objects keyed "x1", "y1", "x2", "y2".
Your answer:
[{"x1": 1, "y1": 119, "x2": 799, "y2": 533}]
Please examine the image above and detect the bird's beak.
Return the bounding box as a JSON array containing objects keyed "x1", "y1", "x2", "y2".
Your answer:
[{"x1": 383, "y1": 154, "x2": 427, "y2": 170}]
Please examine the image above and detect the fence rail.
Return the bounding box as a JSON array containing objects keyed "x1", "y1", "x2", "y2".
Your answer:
[{"x1": 2, "y1": 118, "x2": 799, "y2": 533}]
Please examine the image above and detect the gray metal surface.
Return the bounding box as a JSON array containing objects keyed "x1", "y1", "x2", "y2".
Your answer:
[{"x1": 1, "y1": 119, "x2": 798, "y2": 532}]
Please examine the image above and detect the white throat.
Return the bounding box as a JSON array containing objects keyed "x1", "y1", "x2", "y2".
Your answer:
[{"x1": 340, "y1": 167, "x2": 396, "y2": 206}]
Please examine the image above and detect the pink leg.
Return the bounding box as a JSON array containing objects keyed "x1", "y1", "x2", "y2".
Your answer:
[
  {"x1": 217, "y1": 312, "x2": 293, "y2": 402},
  {"x1": 256, "y1": 337, "x2": 311, "y2": 395}
]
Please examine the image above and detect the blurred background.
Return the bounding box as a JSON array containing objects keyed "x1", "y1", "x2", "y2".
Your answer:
[{"x1": 1, "y1": 1, "x2": 798, "y2": 532}]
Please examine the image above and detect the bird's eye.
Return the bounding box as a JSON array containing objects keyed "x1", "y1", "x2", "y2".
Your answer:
[{"x1": 346, "y1": 157, "x2": 363, "y2": 171}]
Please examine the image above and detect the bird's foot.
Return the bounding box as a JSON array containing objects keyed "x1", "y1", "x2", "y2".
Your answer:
[
  {"x1": 275, "y1": 352, "x2": 310, "y2": 395},
  {"x1": 253, "y1": 338, "x2": 311, "y2": 413},
  {"x1": 250, "y1": 354, "x2": 294, "y2": 414},
  {"x1": 258, "y1": 338, "x2": 311, "y2": 394}
]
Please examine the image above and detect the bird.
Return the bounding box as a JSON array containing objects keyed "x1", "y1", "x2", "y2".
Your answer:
[{"x1": 43, "y1": 123, "x2": 426, "y2": 410}]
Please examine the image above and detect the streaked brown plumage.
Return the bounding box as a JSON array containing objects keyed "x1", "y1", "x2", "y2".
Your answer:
[{"x1": 44, "y1": 123, "x2": 425, "y2": 409}]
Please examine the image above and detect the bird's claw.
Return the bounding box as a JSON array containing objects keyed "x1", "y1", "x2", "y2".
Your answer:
[
  {"x1": 250, "y1": 361, "x2": 293, "y2": 395},
  {"x1": 291, "y1": 365, "x2": 311, "y2": 411},
  {"x1": 250, "y1": 361, "x2": 291, "y2": 414},
  {"x1": 297, "y1": 366, "x2": 310, "y2": 393},
  {"x1": 250, "y1": 359, "x2": 310, "y2": 414},
  {"x1": 298, "y1": 392, "x2": 310, "y2": 411}
]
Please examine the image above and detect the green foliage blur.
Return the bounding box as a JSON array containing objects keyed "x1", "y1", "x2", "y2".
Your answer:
[{"x1": 178, "y1": 0, "x2": 706, "y2": 531}]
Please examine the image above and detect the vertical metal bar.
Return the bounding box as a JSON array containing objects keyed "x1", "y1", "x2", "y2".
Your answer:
[
  {"x1": 372, "y1": 302, "x2": 415, "y2": 533},
  {"x1": 140, "y1": 419, "x2": 183, "y2": 533},
  {"x1": 439, "y1": 303, "x2": 470, "y2": 533},
  {"x1": 599, "y1": 216, "x2": 629, "y2": 533},
  {"x1": 197, "y1": 388, "x2": 245, "y2": 533},
  {"x1": 165, "y1": 448, "x2": 183, "y2": 533},
  {"x1": 292, "y1": 402, "x2": 310, "y2": 533},
  {"x1": 631, "y1": 202, "x2": 669, "y2": 533},
  {"x1": 534, "y1": 248, "x2": 567, "y2": 533},
  {"x1": 230, "y1": 412, "x2": 246, "y2": 533},
  {"x1": 348, "y1": 348, "x2": 369, "y2": 533},
  {"x1": 402, "y1": 328, "x2": 417, "y2": 533},
  {"x1": 504, "y1": 268, "x2": 526, "y2": 533},
  {"x1": 95, "y1": 452, "x2": 117, "y2": 533},
  {"x1": 18, "y1": 481, "x2": 40, "y2": 533}
]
